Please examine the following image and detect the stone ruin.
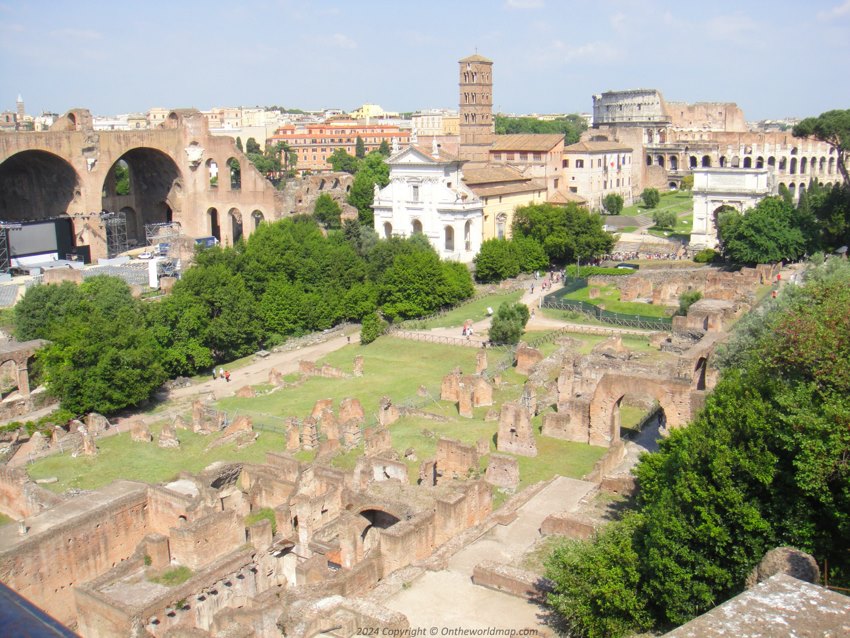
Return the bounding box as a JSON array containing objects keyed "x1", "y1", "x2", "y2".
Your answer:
[
  {"x1": 0, "y1": 450, "x2": 492, "y2": 638},
  {"x1": 496, "y1": 401, "x2": 538, "y2": 457},
  {"x1": 440, "y1": 367, "x2": 494, "y2": 418},
  {"x1": 484, "y1": 453, "x2": 520, "y2": 490}
]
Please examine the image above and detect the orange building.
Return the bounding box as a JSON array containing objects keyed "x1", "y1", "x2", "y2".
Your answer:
[{"x1": 269, "y1": 123, "x2": 410, "y2": 173}]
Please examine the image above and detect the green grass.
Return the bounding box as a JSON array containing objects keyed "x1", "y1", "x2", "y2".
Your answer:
[
  {"x1": 620, "y1": 191, "x2": 693, "y2": 218},
  {"x1": 521, "y1": 535, "x2": 569, "y2": 574},
  {"x1": 27, "y1": 422, "x2": 289, "y2": 492},
  {"x1": 404, "y1": 291, "x2": 524, "y2": 330},
  {"x1": 616, "y1": 226, "x2": 638, "y2": 233},
  {"x1": 563, "y1": 284, "x2": 673, "y2": 318},
  {"x1": 245, "y1": 507, "x2": 277, "y2": 534},
  {"x1": 217, "y1": 338, "x2": 481, "y2": 430},
  {"x1": 0, "y1": 512, "x2": 12, "y2": 526},
  {"x1": 149, "y1": 566, "x2": 193, "y2": 587}
]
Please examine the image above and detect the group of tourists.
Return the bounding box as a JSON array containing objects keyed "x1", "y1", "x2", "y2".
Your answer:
[{"x1": 213, "y1": 368, "x2": 231, "y2": 382}]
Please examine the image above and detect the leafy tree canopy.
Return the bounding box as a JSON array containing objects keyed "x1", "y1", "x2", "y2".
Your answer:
[
  {"x1": 793, "y1": 109, "x2": 850, "y2": 185},
  {"x1": 512, "y1": 202, "x2": 614, "y2": 263},
  {"x1": 603, "y1": 193, "x2": 624, "y2": 215},
  {"x1": 718, "y1": 196, "x2": 806, "y2": 264},
  {"x1": 495, "y1": 114, "x2": 587, "y2": 144},
  {"x1": 641, "y1": 187, "x2": 660, "y2": 208}
]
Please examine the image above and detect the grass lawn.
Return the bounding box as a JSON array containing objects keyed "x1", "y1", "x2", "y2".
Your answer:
[
  {"x1": 620, "y1": 190, "x2": 693, "y2": 218},
  {"x1": 217, "y1": 338, "x2": 482, "y2": 430},
  {"x1": 563, "y1": 284, "x2": 674, "y2": 318},
  {"x1": 615, "y1": 226, "x2": 638, "y2": 233},
  {"x1": 404, "y1": 291, "x2": 524, "y2": 330},
  {"x1": 27, "y1": 421, "x2": 289, "y2": 492}
]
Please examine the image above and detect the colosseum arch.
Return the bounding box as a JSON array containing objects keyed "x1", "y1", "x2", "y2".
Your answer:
[
  {"x1": 251, "y1": 209, "x2": 264, "y2": 230},
  {"x1": 207, "y1": 207, "x2": 221, "y2": 242},
  {"x1": 101, "y1": 147, "x2": 181, "y2": 243},
  {"x1": 0, "y1": 150, "x2": 80, "y2": 221},
  {"x1": 690, "y1": 155, "x2": 698, "y2": 169}
]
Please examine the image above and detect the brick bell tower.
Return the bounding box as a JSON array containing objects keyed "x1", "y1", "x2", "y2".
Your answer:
[{"x1": 458, "y1": 54, "x2": 494, "y2": 164}]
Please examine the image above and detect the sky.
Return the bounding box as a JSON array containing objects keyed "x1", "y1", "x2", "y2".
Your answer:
[{"x1": 1, "y1": 0, "x2": 848, "y2": 122}]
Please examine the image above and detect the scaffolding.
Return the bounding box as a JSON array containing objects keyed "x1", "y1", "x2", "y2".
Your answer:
[
  {"x1": 0, "y1": 222, "x2": 22, "y2": 272},
  {"x1": 144, "y1": 221, "x2": 183, "y2": 278},
  {"x1": 102, "y1": 211, "x2": 129, "y2": 258}
]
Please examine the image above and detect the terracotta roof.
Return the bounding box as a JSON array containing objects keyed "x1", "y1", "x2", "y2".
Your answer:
[
  {"x1": 459, "y1": 53, "x2": 493, "y2": 63},
  {"x1": 463, "y1": 164, "x2": 528, "y2": 185},
  {"x1": 548, "y1": 191, "x2": 587, "y2": 204},
  {"x1": 564, "y1": 140, "x2": 633, "y2": 153},
  {"x1": 491, "y1": 134, "x2": 565, "y2": 152},
  {"x1": 468, "y1": 179, "x2": 547, "y2": 198},
  {"x1": 411, "y1": 145, "x2": 458, "y2": 163}
]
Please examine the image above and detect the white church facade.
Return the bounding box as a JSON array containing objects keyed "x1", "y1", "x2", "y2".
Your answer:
[{"x1": 372, "y1": 142, "x2": 484, "y2": 263}]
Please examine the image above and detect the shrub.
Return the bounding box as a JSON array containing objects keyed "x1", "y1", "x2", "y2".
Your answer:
[
  {"x1": 693, "y1": 248, "x2": 718, "y2": 263},
  {"x1": 652, "y1": 209, "x2": 677, "y2": 229},
  {"x1": 245, "y1": 507, "x2": 277, "y2": 535},
  {"x1": 641, "y1": 188, "x2": 660, "y2": 209},
  {"x1": 488, "y1": 302, "x2": 530, "y2": 345},
  {"x1": 676, "y1": 290, "x2": 702, "y2": 316},
  {"x1": 360, "y1": 312, "x2": 387, "y2": 345},
  {"x1": 603, "y1": 193, "x2": 624, "y2": 215}
]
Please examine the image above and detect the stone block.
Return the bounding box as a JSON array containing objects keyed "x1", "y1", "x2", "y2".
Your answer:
[
  {"x1": 496, "y1": 402, "x2": 537, "y2": 457},
  {"x1": 130, "y1": 420, "x2": 152, "y2": 443},
  {"x1": 339, "y1": 397, "x2": 365, "y2": 424},
  {"x1": 235, "y1": 385, "x2": 255, "y2": 398},
  {"x1": 485, "y1": 454, "x2": 519, "y2": 489},
  {"x1": 158, "y1": 421, "x2": 180, "y2": 449}
]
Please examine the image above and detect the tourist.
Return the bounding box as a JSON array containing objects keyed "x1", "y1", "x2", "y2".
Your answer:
[{"x1": 224, "y1": 370, "x2": 231, "y2": 383}]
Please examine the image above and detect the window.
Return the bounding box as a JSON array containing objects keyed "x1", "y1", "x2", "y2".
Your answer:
[
  {"x1": 563, "y1": 159, "x2": 569, "y2": 168},
  {"x1": 411, "y1": 185, "x2": 419, "y2": 202},
  {"x1": 506, "y1": 152, "x2": 515, "y2": 160},
  {"x1": 554, "y1": 178, "x2": 559, "y2": 189},
  {"x1": 519, "y1": 152, "x2": 527, "y2": 161},
  {"x1": 576, "y1": 159, "x2": 584, "y2": 168},
  {"x1": 493, "y1": 153, "x2": 502, "y2": 160},
  {"x1": 533, "y1": 153, "x2": 542, "y2": 161}
]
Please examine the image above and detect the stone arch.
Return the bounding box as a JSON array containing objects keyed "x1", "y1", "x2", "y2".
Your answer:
[
  {"x1": 743, "y1": 157, "x2": 752, "y2": 168},
  {"x1": 207, "y1": 207, "x2": 221, "y2": 241},
  {"x1": 655, "y1": 154, "x2": 665, "y2": 168},
  {"x1": 693, "y1": 357, "x2": 708, "y2": 391},
  {"x1": 589, "y1": 373, "x2": 690, "y2": 446},
  {"x1": 719, "y1": 156, "x2": 727, "y2": 168},
  {"x1": 779, "y1": 157, "x2": 787, "y2": 171},
  {"x1": 789, "y1": 183, "x2": 797, "y2": 196},
  {"x1": 444, "y1": 225, "x2": 454, "y2": 252},
  {"x1": 790, "y1": 157, "x2": 797, "y2": 175},
  {"x1": 411, "y1": 219, "x2": 423, "y2": 235},
  {"x1": 731, "y1": 156, "x2": 740, "y2": 168},
  {"x1": 358, "y1": 508, "x2": 401, "y2": 557},
  {"x1": 800, "y1": 157, "x2": 807, "y2": 174},
  {"x1": 756, "y1": 156, "x2": 764, "y2": 168},
  {"x1": 701, "y1": 155, "x2": 711, "y2": 167},
  {"x1": 828, "y1": 157, "x2": 835, "y2": 174},
  {"x1": 101, "y1": 147, "x2": 181, "y2": 237},
  {"x1": 251, "y1": 209, "x2": 264, "y2": 230},
  {"x1": 768, "y1": 156, "x2": 776, "y2": 168},
  {"x1": 689, "y1": 155, "x2": 698, "y2": 169},
  {"x1": 0, "y1": 150, "x2": 80, "y2": 221},
  {"x1": 669, "y1": 155, "x2": 678, "y2": 171},
  {"x1": 646, "y1": 154, "x2": 652, "y2": 166},
  {"x1": 228, "y1": 208, "x2": 243, "y2": 244},
  {"x1": 383, "y1": 222, "x2": 392, "y2": 239},
  {"x1": 206, "y1": 158, "x2": 218, "y2": 188},
  {"x1": 669, "y1": 181, "x2": 678, "y2": 190},
  {"x1": 819, "y1": 157, "x2": 826, "y2": 173}
]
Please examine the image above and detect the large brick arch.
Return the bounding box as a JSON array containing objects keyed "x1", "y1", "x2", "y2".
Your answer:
[{"x1": 588, "y1": 373, "x2": 693, "y2": 446}]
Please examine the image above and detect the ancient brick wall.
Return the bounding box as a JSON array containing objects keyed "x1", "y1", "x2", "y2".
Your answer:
[{"x1": 169, "y1": 510, "x2": 243, "y2": 570}]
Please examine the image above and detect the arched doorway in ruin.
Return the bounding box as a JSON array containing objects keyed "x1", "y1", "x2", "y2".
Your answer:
[
  {"x1": 229, "y1": 208, "x2": 243, "y2": 244},
  {"x1": 357, "y1": 508, "x2": 401, "y2": 558},
  {"x1": 0, "y1": 150, "x2": 80, "y2": 221},
  {"x1": 251, "y1": 210, "x2": 264, "y2": 231},
  {"x1": 589, "y1": 374, "x2": 689, "y2": 446},
  {"x1": 207, "y1": 207, "x2": 221, "y2": 242},
  {"x1": 101, "y1": 147, "x2": 181, "y2": 245}
]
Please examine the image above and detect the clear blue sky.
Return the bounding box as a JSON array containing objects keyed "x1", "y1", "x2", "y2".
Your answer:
[{"x1": 1, "y1": 0, "x2": 848, "y2": 121}]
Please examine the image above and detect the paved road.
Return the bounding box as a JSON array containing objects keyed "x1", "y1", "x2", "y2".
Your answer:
[{"x1": 383, "y1": 476, "x2": 596, "y2": 631}]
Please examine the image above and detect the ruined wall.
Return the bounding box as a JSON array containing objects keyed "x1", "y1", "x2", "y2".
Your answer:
[
  {"x1": 0, "y1": 484, "x2": 150, "y2": 627},
  {"x1": 0, "y1": 466, "x2": 62, "y2": 519},
  {"x1": 169, "y1": 510, "x2": 244, "y2": 570},
  {"x1": 666, "y1": 102, "x2": 747, "y2": 132}
]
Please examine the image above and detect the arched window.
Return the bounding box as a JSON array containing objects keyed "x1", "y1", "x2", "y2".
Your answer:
[
  {"x1": 790, "y1": 157, "x2": 797, "y2": 175},
  {"x1": 768, "y1": 156, "x2": 776, "y2": 167},
  {"x1": 655, "y1": 154, "x2": 665, "y2": 168},
  {"x1": 779, "y1": 157, "x2": 787, "y2": 171},
  {"x1": 412, "y1": 219, "x2": 423, "y2": 235},
  {"x1": 669, "y1": 155, "x2": 678, "y2": 171},
  {"x1": 496, "y1": 213, "x2": 507, "y2": 240},
  {"x1": 444, "y1": 226, "x2": 454, "y2": 251},
  {"x1": 689, "y1": 155, "x2": 698, "y2": 169},
  {"x1": 756, "y1": 156, "x2": 764, "y2": 168},
  {"x1": 800, "y1": 157, "x2": 807, "y2": 174},
  {"x1": 383, "y1": 222, "x2": 392, "y2": 239},
  {"x1": 251, "y1": 210, "x2": 264, "y2": 230},
  {"x1": 464, "y1": 220, "x2": 472, "y2": 251},
  {"x1": 646, "y1": 154, "x2": 652, "y2": 166},
  {"x1": 702, "y1": 155, "x2": 711, "y2": 167},
  {"x1": 743, "y1": 157, "x2": 752, "y2": 168},
  {"x1": 719, "y1": 156, "x2": 727, "y2": 168},
  {"x1": 206, "y1": 158, "x2": 218, "y2": 188}
]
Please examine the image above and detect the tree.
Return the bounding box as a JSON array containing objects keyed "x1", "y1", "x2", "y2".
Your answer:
[
  {"x1": 355, "y1": 135, "x2": 366, "y2": 159},
  {"x1": 641, "y1": 187, "x2": 660, "y2": 208},
  {"x1": 328, "y1": 149, "x2": 359, "y2": 174},
  {"x1": 488, "y1": 301, "x2": 530, "y2": 345},
  {"x1": 246, "y1": 137, "x2": 261, "y2": 154},
  {"x1": 512, "y1": 202, "x2": 614, "y2": 264},
  {"x1": 228, "y1": 157, "x2": 241, "y2": 189},
  {"x1": 14, "y1": 281, "x2": 81, "y2": 341},
  {"x1": 473, "y1": 239, "x2": 520, "y2": 283},
  {"x1": 34, "y1": 277, "x2": 166, "y2": 414},
  {"x1": 675, "y1": 290, "x2": 702, "y2": 316},
  {"x1": 680, "y1": 175, "x2": 694, "y2": 191},
  {"x1": 718, "y1": 196, "x2": 806, "y2": 264},
  {"x1": 313, "y1": 193, "x2": 342, "y2": 229},
  {"x1": 495, "y1": 114, "x2": 587, "y2": 144},
  {"x1": 378, "y1": 139, "x2": 391, "y2": 157},
  {"x1": 652, "y1": 209, "x2": 677, "y2": 229},
  {"x1": 359, "y1": 311, "x2": 387, "y2": 344},
  {"x1": 235, "y1": 136, "x2": 243, "y2": 152},
  {"x1": 114, "y1": 161, "x2": 130, "y2": 196},
  {"x1": 347, "y1": 152, "x2": 389, "y2": 225},
  {"x1": 793, "y1": 109, "x2": 850, "y2": 185},
  {"x1": 603, "y1": 193, "x2": 624, "y2": 215}
]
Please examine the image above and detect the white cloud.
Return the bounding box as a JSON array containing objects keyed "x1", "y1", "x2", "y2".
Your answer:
[
  {"x1": 505, "y1": 0, "x2": 544, "y2": 9},
  {"x1": 327, "y1": 33, "x2": 357, "y2": 49},
  {"x1": 542, "y1": 39, "x2": 621, "y2": 65},
  {"x1": 610, "y1": 12, "x2": 627, "y2": 32},
  {"x1": 817, "y1": 0, "x2": 850, "y2": 19}
]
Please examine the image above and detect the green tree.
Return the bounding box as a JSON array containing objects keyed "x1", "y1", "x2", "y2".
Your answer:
[
  {"x1": 675, "y1": 290, "x2": 702, "y2": 316},
  {"x1": 313, "y1": 193, "x2": 342, "y2": 229},
  {"x1": 603, "y1": 193, "x2": 624, "y2": 215},
  {"x1": 641, "y1": 187, "x2": 660, "y2": 208},
  {"x1": 474, "y1": 239, "x2": 520, "y2": 283},
  {"x1": 793, "y1": 109, "x2": 850, "y2": 185},
  {"x1": 494, "y1": 114, "x2": 587, "y2": 144},
  {"x1": 347, "y1": 152, "x2": 389, "y2": 225},
  {"x1": 652, "y1": 209, "x2": 677, "y2": 229},
  {"x1": 378, "y1": 139, "x2": 391, "y2": 157},
  {"x1": 512, "y1": 202, "x2": 614, "y2": 264},
  {"x1": 113, "y1": 161, "x2": 130, "y2": 196},
  {"x1": 246, "y1": 137, "x2": 261, "y2": 154},
  {"x1": 35, "y1": 277, "x2": 166, "y2": 414},
  {"x1": 355, "y1": 135, "x2": 366, "y2": 159},
  {"x1": 235, "y1": 136, "x2": 243, "y2": 152},
  {"x1": 328, "y1": 149, "x2": 360, "y2": 174},
  {"x1": 718, "y1": 196, "x2": 806, "y2": 264},
  {"x1": 228, "y1": 157, "x2": 241, "y2": 189},
  {"x1": 680, "y1": 175, "x2": 694, "y2": 191},
  {"x1": 488, "y1": 301, "x2": 530, "y2": 345},
  {"x1": 359, "y1": 311, "x2": 387, "y2": 344},
  {"x1": 14, "y1": 281, "x2": 81, "y2": 341}
]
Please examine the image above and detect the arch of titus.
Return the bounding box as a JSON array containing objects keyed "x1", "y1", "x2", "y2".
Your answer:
[{"x1": 0, "y1": 108, "x2": 286, "y2": 260}]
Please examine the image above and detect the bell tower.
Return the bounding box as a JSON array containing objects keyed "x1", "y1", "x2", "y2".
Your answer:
[{"x1": 458, "y1": 54, "x2": 494, "y2": 164}]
